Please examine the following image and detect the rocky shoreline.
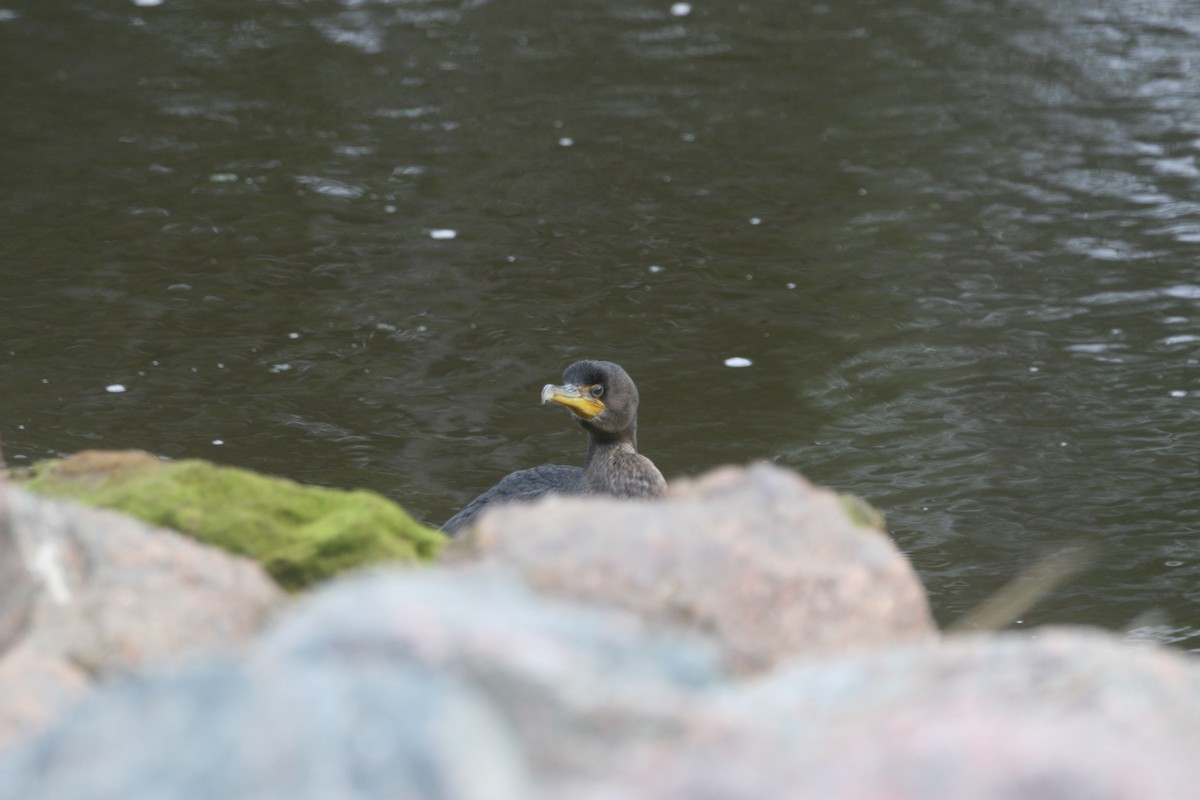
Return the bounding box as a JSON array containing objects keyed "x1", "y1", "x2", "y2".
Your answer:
[{"x1": 1, "y1": 452, "x2": 1196, "y2": 799}]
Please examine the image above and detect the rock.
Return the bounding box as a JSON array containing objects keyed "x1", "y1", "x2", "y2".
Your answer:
[
  {"x1": 0, "y1": 494, "x2": 37, "y2": 649},
  {"x1": 11, "y1": 450, "x2": 445, "y2": 589},
  {"x1": 587, "y1": 628, "x2": 1200, "y2": 800},
  {"x1": 0, "y1": 658, "x2": 530, "y2": 800},
  {"x1": 260, "y1": 567, "x2": 725, "y2": 788},
  {"x1": 0, "y1": 568, "x2": 724, "y2": 800},
  {"x1": 0, "y1": 481, "x2": 282, "y2": 746},
  {"x1": 4, "y1": 550, "x2": 1200, "y2": 799},
  {"x1": 459, "y1": 462, "x2": 936, "y2": 672},
  {"x1": 0, "y1": 647, "x2": 90, "y2": 750}
]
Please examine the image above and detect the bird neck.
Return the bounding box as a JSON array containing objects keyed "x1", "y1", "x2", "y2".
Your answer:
[{"x1": 584, "y1": 425, "x2": 637, "y2": 466}]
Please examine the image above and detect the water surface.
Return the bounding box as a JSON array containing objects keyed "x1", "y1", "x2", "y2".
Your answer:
[{"x1": 3, "y1": 0, "x2": 1199, "y2": 641}]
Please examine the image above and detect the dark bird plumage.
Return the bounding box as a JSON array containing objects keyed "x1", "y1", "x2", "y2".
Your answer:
[{"x1": 441, "y1": 360, "x2": 666, "y2": 534}]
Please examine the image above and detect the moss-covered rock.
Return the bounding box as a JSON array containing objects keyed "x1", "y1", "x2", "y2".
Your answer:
[{"x1": 11, "y1": 450, "x2": 444, "y2": 590}]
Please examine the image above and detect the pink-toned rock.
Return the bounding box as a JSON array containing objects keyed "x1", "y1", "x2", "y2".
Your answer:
[
  {"x1": 460, "y1": 462, "x2": 935, "y2": 672},
  {"x1": 584, "y1": 627, "x2": 1200, "y2": 800},
  {"x1": 0, "y1": 481, "x2": 283, "y2": 746}
]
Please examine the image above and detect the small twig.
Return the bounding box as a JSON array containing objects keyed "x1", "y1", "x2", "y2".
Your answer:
[{"x1": 948, "y1": 542, "x2": 1098, "y2": 633}]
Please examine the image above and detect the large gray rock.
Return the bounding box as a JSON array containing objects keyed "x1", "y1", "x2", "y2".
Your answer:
[
  {"x1": 259, "y1": 567, "x2": 726, "y2": 787},
  {"x1": 0, "y1": 656, "x2": 529, "y2": 800},
  {"x1": 0, "y1": 568, "x2": 724, "y2": 800},
  {"x1": 460, "y1": 462, "x2": 935, "y2": 672},
  {"x1": 0, "y1": 481, "x2": 282, "y2": 746}
]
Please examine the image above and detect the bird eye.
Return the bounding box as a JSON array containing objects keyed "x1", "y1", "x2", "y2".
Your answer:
[{"x1": 590, "y1": 385, "x2": 604, "y2": 398}]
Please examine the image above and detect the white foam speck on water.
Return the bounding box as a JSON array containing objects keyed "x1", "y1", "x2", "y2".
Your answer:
[
  {"x1": 295, "y1": 175, "x2": 363, "y2": 199},
  {"x1": 288, "y1": 332, "x2": 300, "y2": 339},
  {"x1": 648, "y1": 265, "x2": 665, "y2": 273},
  {"x1": 430, "y1": 229, "x2": 457, "y2": 240},
  {"x1": 749, "y1": 217, "x2": 762, "y2": 225},
  {"x1": 105, "y1": 384, "x2": 127, "y2": 393},
  {"x1": 724, "y1": 357, "x2": 752, "y2": 368},
  {"x1": 270, "y1": 364, "x2": 292, "y2": 373},
  {"x1": 133, "y1": 0, "x2": 163, "y2": 6},
  {"x1": 213, "y1": 439, "x2": 225, "y2": 446},
  {"x1": 1165, "y1": 284, "x2": 1200, "y2": 299},
  {"x1": 1169, "y1": 390, "x2": 1188, "y2": 398},
  {"x1": 785, "y1": 282, "x2": 796, "y2": 289},
  {"x1": 558, "y1": 137, "x2": 574, "y2": 147},
  {"x1": 670, "y1": 2, "x2": 692, "y2": 16}
]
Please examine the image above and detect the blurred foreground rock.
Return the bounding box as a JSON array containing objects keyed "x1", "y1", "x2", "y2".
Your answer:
[
  {"x1": 3, "y1": 461, "x2": 1199, "y2": 800},
  {"x1": 3, "y1": 571, "x2": 1198, "y2": 800},
  {"x1": 586, "y1": 627, "x2": 1200, "y2": 800},
  {"x1": 0, "y1": 480, "x2": 282, "y2": 747},
  {"x1": 460, "y1": 462, "x2": 936, "y2": 671},
  {"x1": 0, "y1": 568, "x2": 722, "y2": 799}
]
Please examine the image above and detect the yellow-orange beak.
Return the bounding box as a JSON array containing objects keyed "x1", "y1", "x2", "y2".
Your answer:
[{"x1": 541, "y1": 384, "x2": 604, "y2": 420}]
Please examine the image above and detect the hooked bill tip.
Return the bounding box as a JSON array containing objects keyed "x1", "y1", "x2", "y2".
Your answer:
[{"x1": 540, "y1": 384, "x2": 555, "y2": 404}]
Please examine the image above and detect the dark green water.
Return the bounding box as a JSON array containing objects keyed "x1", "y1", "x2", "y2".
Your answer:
[{"x1": 2, "y1": 0, "x2": 1199, "y2": 641}]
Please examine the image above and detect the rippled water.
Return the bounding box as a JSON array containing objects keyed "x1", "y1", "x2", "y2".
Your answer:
[{"x1": 2, "y1": 0, "x2": 1199, "y2": 641}]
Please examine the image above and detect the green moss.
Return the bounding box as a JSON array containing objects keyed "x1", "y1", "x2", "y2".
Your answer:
[
  {"x1": 14, "y1": 450, "x2": 445, "y2": 590},
  {"x1": 838, "y1": 492, "x2": 886, "y2": 530}
]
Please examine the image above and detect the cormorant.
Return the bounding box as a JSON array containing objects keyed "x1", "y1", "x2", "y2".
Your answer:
[{"x1": 441, "y1": 360, "x2": 666, "y2": 534}]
